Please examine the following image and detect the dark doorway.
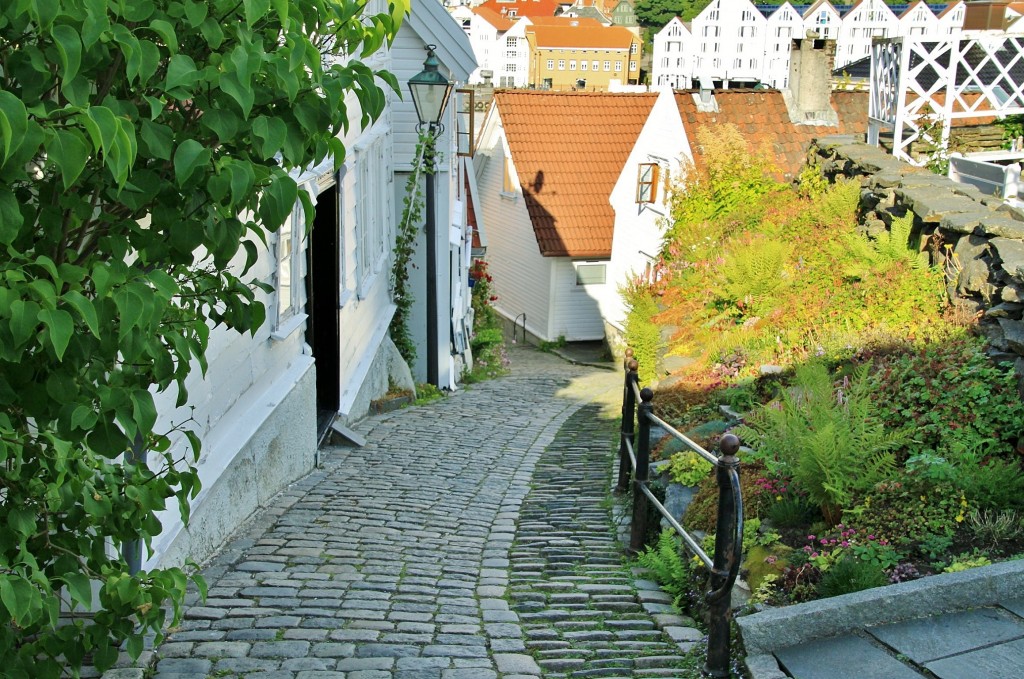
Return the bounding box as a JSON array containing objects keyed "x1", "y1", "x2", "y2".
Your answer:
[{"x1": 306, "y1": 181, "x2": 341, "y2": 442}]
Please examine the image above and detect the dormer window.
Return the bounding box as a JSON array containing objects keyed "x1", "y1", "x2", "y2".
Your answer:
[{"x1": 636, "y1": 163, "x2": 660, "y2": 203}]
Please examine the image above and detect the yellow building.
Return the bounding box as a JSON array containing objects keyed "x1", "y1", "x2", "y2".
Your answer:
[{"x1": 525, "y1": 20, "x2": 642, "y2": 91}]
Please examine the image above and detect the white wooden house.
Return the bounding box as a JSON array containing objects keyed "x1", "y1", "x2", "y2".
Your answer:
[
  {"x1": 653, "y1": 17, "x2": 693, "y2": 89},
  {"x1": 146, "y1": 0, "x2": 477, "y2": 570},
  {"x1": 475, "y1": 91, "x2": 657, "y2": 343}
]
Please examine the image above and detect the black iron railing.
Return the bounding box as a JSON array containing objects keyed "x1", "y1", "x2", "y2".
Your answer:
[{"x1": 616, "y1": 349, "x2": 743, "y2": 678}]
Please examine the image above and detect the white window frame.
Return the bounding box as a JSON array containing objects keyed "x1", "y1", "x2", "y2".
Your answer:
[
  {"x1": 354, "y1": 130, "x2": 392, "y2": 298},
  {"x1": 574, "y1": 261, "x2": 607, "y2": 287}
]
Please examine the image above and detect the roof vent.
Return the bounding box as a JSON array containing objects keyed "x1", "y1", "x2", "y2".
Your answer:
[{"x1": 570, "y1": 20, "x2": 578, "y2": 25}]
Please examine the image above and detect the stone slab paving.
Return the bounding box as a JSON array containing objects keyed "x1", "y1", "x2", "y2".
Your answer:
[
  {"x1": 925, "y1": 637, "x2": 1024, "y2": 679},
  {"x1": 866, "y1": 607, "x2": 1024, "y2": 665},
  {"x1": 774, "y1": 635, "x2": 925, "y2": 679},
  {"x1": 507, "y1": 403, "x2": 702, "y2": 678},
  {"x1": 769, "y1": 605, "x2": 1024, "y2": 679},
  {"x1": 145, "y1": 346, "x2": 698, "y2": 678}
]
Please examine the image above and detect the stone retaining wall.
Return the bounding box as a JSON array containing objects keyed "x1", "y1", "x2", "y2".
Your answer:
[{"x1": 810, "y1": 136, "x2": 1024, "y2": 376}]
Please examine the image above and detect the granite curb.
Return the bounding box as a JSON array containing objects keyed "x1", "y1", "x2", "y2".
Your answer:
[{"x1": 737, "y1": 557, "x2": 1024, "y2": 678}]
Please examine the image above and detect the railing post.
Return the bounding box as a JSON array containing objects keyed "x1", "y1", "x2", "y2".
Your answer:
[
  {"x1": 705, "y1": 433, "x2": 742, "y2": 679},
  {"x1": 616, "y1": 350, "x2": 638, "y2": 495},
  {"x1": 628, "y1": 387, "x2": 654, "y2": 555}
]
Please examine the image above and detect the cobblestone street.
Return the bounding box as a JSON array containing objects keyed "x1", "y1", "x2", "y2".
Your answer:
[{"x1": 149, "y1": 346, "x2": 702, "y2": 678}]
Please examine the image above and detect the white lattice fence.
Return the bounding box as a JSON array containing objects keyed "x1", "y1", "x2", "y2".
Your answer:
[{"x1": 869, "y1": 35, "x2": 1024, "y2": 165}]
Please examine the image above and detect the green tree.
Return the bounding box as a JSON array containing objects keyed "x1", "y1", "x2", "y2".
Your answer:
[
  {"x1": 0, "y1": 0, "x2": 406, "y2": 674},
  {"x1": 635, "y1": 0, "x2": 710, "y2": 26}
]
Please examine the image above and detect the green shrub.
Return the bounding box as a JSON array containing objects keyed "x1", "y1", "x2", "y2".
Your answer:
[
  {"x1": 816, "y1": 556, "x2": 888, "y2": 598},
  {"x1": 768, "y1": 497, "x2": 819, "y2": 528},
  {"x1": 746, "y1": 362, "x2": 908, "y2": 522},
  {"x1": 942, "y1": 553, "x2": 992, "y2": 573},
  {"x1": 471, "y1": 327, "x2": 504, "y2": 351},
  {"x1": 636, "y1": 530, "x2": 694, "y2": 608},
  {"x1": 623, "y1": 291, "x2": 662, "y2": 384},
  {"x1": 667, "y1": 450, "x2": 714, "y2": 487}
]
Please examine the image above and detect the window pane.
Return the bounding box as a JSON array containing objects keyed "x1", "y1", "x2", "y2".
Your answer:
[{"x1": 575, "y1": 263, "x2": 606, "y2": 285}]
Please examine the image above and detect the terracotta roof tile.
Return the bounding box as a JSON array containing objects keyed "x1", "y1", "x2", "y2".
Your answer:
[
  {"x1": 495, "y1": 90, "x2": 657, "y2": 258},
  {"x1": 473, "y1": 6, "x2": 516, "y2": 31},
  {"x1": 528, "y1": 23, "x2": 635, "y2": 49},
  {"x1": 674, "y1": 89, "x2": 868, "y2": 181},
  {"x1": 478, "y1": 0, "x2": 560, "y2": 18}
]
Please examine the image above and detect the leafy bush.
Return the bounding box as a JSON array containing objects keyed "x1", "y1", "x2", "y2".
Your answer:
[
  {"x1": 636, "y1": 530, "x2": 695, "y2": 608},
  {"x1": 667, "y1": 450, "x2": 714, "y2": 487},
  {"x1": 866, "y1": 334, "x2": 1024, "y2": 510},
  {"x1": 471, "y1": 327, "x2": 504, "y2": 352},
  {"x1": 623, "y1": 290, "x2": 662, "y2": 384},
  {"x1": 816, "y1": 556, "x2": 888, "y2": 597},
  {"x1": 746, "y1": 363, "x2": 908, "y2": 522},
  {"x1": 942, "y1": 553, "x2": 993, "y2": 573}
]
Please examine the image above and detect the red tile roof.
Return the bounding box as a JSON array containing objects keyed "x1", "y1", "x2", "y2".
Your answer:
[
  {"x1": 495, "y1": 90, "x2": 657, "y2": 258},
  {"x1": 528, "y1": 23, "x2": 635, "y2": 49},
  {"x1": 478, "y1": 0, "x2": 560, "y2": 18},
  {"x1": 674, "y1": 89, "x2": 868, "y2": 181},
  {"x1": 473, "y1": 6, "x2": 516, "y2": 31},
  {"x1": 528, "y1": 16, "x2": 604, "y2": 27}
]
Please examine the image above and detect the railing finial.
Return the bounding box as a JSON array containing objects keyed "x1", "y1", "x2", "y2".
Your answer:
[
  {"x1": 719, "y1": 433, "x2": 740, "y2": 458},
  {"x1": 640, "y1": 387, "x2": 654, "y2": 403},
  {"x1": 627, "y1": 358, "x2": 639, "y2": 372}
]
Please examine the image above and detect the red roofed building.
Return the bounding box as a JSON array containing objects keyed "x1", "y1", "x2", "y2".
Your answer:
[
  {"x1": 477, "y1": 0, "x2": 561, "y2": 19},
  {"x1": 525, "y1": 21, "x2": 642, "y2": 90}
]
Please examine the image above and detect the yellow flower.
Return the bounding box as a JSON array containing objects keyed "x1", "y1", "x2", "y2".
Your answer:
[
  {"x1": 955, "y1": 514, "x2": 964, "y2": 523},
  {"x1": 776, "y1": 495, "x2": 782, "y2": 501}
]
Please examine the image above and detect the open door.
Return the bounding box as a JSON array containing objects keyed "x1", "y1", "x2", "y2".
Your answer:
[{"x1": 305, "y1": 182, "x2": 341, "y2": 444}]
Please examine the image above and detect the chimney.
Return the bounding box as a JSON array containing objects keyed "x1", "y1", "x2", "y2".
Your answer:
[
  {"x1": 963, "y1": 0, "x2": 1010, "y2": 30},
  {"x1": 785, "y1": 37, "x2": 839, "y2": 125}
]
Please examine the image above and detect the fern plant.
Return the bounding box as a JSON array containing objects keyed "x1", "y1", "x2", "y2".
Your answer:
[
  {"x1": 723, "y1": 238, "x2": 791, "y2": 315},
  {"x1": 746, "y1": 362, "x2": 908, "y2": 524},
  {"x1": 843, "y1": 212, "x2": 929, "y2": 280},
  {"x1": 636, "y1": 530, "x2": 694, "y2": 608}
]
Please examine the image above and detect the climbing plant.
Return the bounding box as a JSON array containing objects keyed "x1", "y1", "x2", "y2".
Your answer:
[
  {"x1": 0, "y1": 0, "x2": 406, "y2": 674},
  {"x1": 390, "y1": 132, "x2": 436, "y2": 364}
]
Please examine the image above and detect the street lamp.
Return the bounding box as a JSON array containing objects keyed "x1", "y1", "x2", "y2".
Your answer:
[{"x1": 408, "y1": 46, "x2": 454, "y2": 387}]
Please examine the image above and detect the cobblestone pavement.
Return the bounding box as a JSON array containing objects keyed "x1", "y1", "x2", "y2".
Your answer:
[{"x1": 147, "y1": 346, "x2": 701, "y2": 678}]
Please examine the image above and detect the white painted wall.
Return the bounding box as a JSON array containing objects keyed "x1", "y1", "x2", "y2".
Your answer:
[
  {"x1": 475, "y1": 106, "x2": 553, "y2": 341},
  {"x1": 606, "y1": 88, "x2": 691, "y2": 331},
  {"x1": 548, "y1": 258, "x2": 609, "y2": 341}
]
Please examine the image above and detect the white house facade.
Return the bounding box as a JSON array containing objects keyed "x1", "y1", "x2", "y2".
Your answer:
[
  {"x1": 652, "y1": 17, "x2": 692, "y2": 88},
  {"x1": 651, "y1": 0, "x2": 998, "y2": 91},
  {"x1": 146, "y1": 0, "x2": 477, "y2": 571}
]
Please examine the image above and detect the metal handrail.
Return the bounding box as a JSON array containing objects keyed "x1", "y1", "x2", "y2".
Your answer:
[{"x1": 616, "y1": 348, "x2": 743, "y2": 679}]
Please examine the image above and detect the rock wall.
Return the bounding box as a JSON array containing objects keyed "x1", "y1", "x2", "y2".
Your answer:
[{"x1": 810, "y1": 136, "x2": 1024, "y2": 373}]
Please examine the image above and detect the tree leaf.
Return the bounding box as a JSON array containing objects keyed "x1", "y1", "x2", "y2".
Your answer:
[
  {"x1": 0, "y1": 187, "x2": 24, "y2": 243},
  {"x1": 219, "y1": 72, "x2": 254, "y2": 117},
  {"x1": 148, "y1": 18, "x2": 178, "y2": 55},
  {"x1": 8, "y1": 507, "x2": 36, "y2": 537},
  {"x1": 165, "y1": 54, "x2": 199, "y2": 92},
  {"x1": 0, "y1": 90, "x2": 28, "y2": 166},
  {"x1": 183, "y1": 1, "x2": 208, "y2": 27},
  {"x1": 45, "y1": 128, "x2": 91, "y2": 189},
  {"x1": 139, "y1": 120, "x2": 173, "y2": 161},
  {"x1": 63, "y1": 290, "x2": 100, "y2": 337},
  {"x1": 9, "y1": 299, "x2": 41, "y2": 347},
  {"x1": 51, "y1": 24, "x2": 82, "y2": 85},
  {"x1": 38, "y1": 308, "x2": 74, "y2": 360},
  {"x1": 172, "y1": 139, "x2": 210, "y2": 186},
  {"x1": 242, "y1": 0, "x2": 271, "y2": 28},
  {"x1": 63, "y1": 573, "x2": 93, "y2": 610}
]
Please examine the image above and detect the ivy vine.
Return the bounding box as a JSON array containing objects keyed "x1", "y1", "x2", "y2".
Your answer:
[{"x1": 390, "y1": 132, "x2": 438, "y2": 364}]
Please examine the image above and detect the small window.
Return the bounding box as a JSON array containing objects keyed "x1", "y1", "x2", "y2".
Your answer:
[
  {"x1": 547, "y1": 59, "x2": 554, "y2": 70},
  {"x1": 558, "y1": 60, "x2": 565, "y2": 70},
  {"x1": 629, "y1": 60, "x2": 637, "y2": 70},
  {"x1": 603, "y1": 60, "x2": 611, "y2": 71},
  {"x1": 570, "y1": 60, "x2": 577, "y2": 70},
  {"x1": 575, "y1": 262, "x2": 607, "y2": 286},
  {"x1": 636, "y1": 162, "x2": 659, "y2": 203},
  {"x1": 592, "y1": 60, "x2": 599, "y2": 71}
]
